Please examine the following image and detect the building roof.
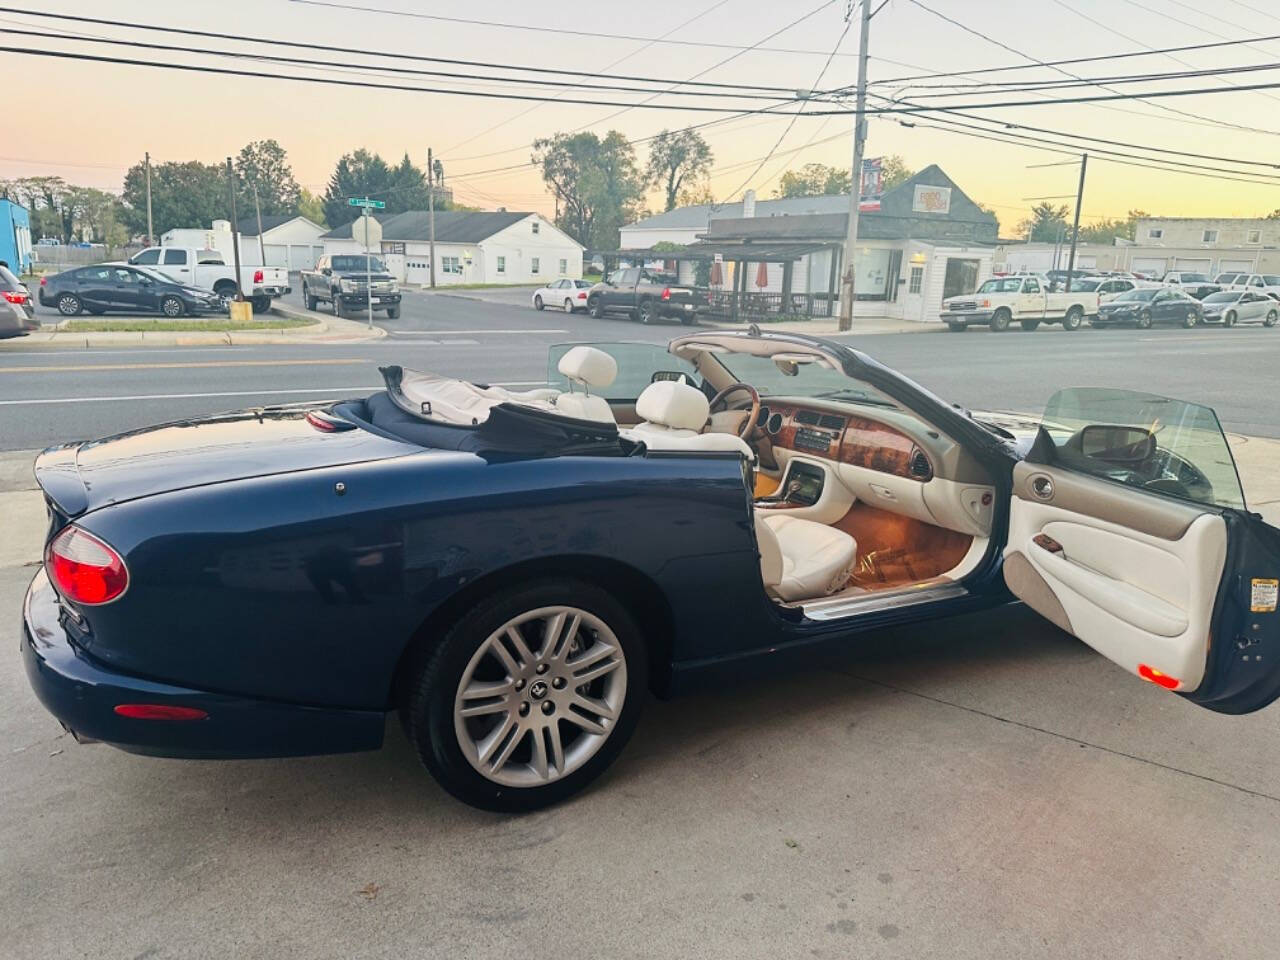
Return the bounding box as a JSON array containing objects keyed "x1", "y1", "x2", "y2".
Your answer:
[
  {"x1": 623, "y1": 194, "x2": 850, "y2": 233},
  {"x1": 235, "y1": 214, "x2": 317, "y2": 236},
  {"x1": 321, "y1": 210, "x2": 535, "y2": 243}
]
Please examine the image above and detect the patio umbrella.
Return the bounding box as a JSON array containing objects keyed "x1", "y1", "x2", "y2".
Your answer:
[
  {"x1": 755, "y1": 260, "x2": 769, "y2": 289},
  {"x1": 709, "y1": 259, "x2": 723, "y2": 287}
]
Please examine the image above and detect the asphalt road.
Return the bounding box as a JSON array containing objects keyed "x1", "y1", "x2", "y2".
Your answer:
[
  {"x1": 4, "y1": 286, "x2": 1278, "y2": 451},
  {"x1": 5, "y1": 563, "x2": 1280, "y2": 959}
]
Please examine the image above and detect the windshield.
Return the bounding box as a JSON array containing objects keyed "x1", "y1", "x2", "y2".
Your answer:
[
  {"x1": 976, "y1": 278, "x2": 1025, "y2": 293},
  {"x1": 1202, "y1": 291, "x2": 1240, "y2": 304},
  {"x1": 715, "y1": 352, "x2": 894, "y2": 405},
  {"x1": 1215, "y1": 273, "x2": 1240, "y2": 283},
  {"x1": 1111, "y1": 289, "x2": 1158, "y2": 303},
  {"x1": 1264, "y1": 275, "x2": 1280, "y2": 286},
  {"x1": 1072, "y1": 279, "x2": 1102, "y2": 291},
  {"x1": 331, "y1": 255, "x2": 387, "y2": 272},
  {"x1": 1177, "y1": 273, "x2": 1209, "y2": 283}
]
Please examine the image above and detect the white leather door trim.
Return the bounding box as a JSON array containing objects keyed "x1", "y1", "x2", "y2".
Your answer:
[{"x1": 1029, "y1": 544, "x2": 1189, "y2": 637}]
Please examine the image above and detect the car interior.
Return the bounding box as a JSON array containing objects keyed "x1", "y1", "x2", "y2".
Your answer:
[{"x1": 349, "y1": 337, "x2": 1001, "y2": 620}]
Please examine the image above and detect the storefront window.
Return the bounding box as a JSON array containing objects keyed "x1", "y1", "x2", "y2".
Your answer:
[
  {"x1": 942, "y1": 258, "x2": 980, "y2": 301},
  {"x1": 850, "y1": 248, "x2": 902, "y2": 301}
]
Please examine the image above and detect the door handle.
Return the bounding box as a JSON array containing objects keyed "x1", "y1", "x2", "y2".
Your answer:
[{"x1": 1029, "y1": 473, "x2": 1055, "y2": 501}]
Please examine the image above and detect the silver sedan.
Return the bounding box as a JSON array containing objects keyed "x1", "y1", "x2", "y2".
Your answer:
[{"x1": 1199, "y1": 290, "x2": 1278, "y2": 327}]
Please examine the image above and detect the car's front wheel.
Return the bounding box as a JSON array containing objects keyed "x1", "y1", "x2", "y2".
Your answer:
[
  {"x1": 386, "y1": 306, "x2": 400, "y2": 319},
  {"x1": 589, "y1": 297, "x2": 605, "y2": 319},
  {"x1": 403, "y1": 578, "x2": 647, "y2": 812},
  {"x1": 1136, "y1": 310, "x2": 1153, "y2": 329},
  {"x1": 1266, "y1": 310, "x2": 1278, "y2": 327},
  {"x1": 1224, "y1": 311, "x2": 1237, "y2": 327},
  {"x1": 1183, "y1": 311, "x2": 1198, "y2": 328},
  {"x1": 304, "y1": 288, "x2": 318, "y2": 310},
  {"x1": 947, "y1": 320, "x2": 967, "y2": 332},
  {"x1": 990, "y1": 308, "x2": 1011, "y2": 332},
  {"x1": 534, "y1": 294, "x2": 544, "y2": 311},
  {"x1": 1062, "y1": 306, "x2": 1083, "y2": 331},
  {"x1": 160, "y1": 295, "x2": 185, "y2": 318}
]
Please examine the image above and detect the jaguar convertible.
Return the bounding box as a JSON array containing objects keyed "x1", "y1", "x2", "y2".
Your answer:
[{"x1": 22, "y1": 331, "x2": 1280, "y2": 810}]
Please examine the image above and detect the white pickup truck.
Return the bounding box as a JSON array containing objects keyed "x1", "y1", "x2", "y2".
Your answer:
[
  {"x1": 940, "y1": 274, "x2": 1099, "y2": 332},
  {"x1": 127, "y1": 246, "x2": 291, "y2": 313}
]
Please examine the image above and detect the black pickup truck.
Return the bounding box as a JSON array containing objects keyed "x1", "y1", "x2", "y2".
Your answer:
[
  {"x1": 585, "y1": 267, "x2": 707, "y2": 324},
  {"x1": 300, "y1": 254, "x2": 402, "y2": 319}
]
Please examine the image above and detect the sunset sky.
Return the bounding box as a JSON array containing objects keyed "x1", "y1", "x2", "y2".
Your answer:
[{"x1": 5, "y1": 0, "x2": 1280, "y2": 231}]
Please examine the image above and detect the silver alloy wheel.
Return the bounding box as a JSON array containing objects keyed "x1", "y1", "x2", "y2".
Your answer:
[
  {"x1": 162, "y1": 296, "x2": 183, "y2": 317},
  {"x1": 57, "y1": 294, "x2": 80, "y2": 316},
  {"x1": 454, "y1": 605, "x2": 627, "y2": 788}
]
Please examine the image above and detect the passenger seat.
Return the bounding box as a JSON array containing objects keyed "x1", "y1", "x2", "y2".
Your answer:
[
  {"x1": 755, "y1": 512, "x2": 857, "y2": 602},
  {"x1": 553, "y1": 346, "x2": 618, "y2": 423}
]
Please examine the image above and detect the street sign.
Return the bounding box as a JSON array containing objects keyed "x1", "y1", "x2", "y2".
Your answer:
[{"x1": 348, "y1": 198, "x2": 386, "y2": 209}]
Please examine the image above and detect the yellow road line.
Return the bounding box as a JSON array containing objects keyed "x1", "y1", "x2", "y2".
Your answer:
[{"x1": 0, "y1": 358, "x2": 371, "y2": 374}]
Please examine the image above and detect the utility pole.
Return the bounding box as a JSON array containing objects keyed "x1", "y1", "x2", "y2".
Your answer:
[
  {"x1": 1064, "y1": 153, "x2": 1088, "y2": 292},
  {"x1": 225, "y1": 158, "x2": 243, "y2": 302},
  {"x1": 144, "y1": 151, "x2": 154, "y2": 247},
  {"x1": 251, "y1": 181, "x2": 266, "y2": 265},
  {"x1": 837, "y1": 0, "x2": 872, "y2": 332},
  {"x1": 427, "y1": 147, "x2": 437, "y2": 289},
  {"x1": 363, "y1": 205, "x2": 373, "y2": 329}
]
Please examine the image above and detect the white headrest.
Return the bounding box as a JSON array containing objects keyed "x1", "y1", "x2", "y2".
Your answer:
[
  {"x1": 558, "y1": 346, "x2": 617, "y2": 390},
  {"x1": 635, "y1": 380, "x2": 710, "y2": 432}
]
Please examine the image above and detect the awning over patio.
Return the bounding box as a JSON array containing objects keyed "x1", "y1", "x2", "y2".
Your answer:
[{"x1": 684, "y1": 241, "x2": 832, "y2": 262}]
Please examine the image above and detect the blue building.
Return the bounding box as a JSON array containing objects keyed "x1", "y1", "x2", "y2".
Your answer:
[{"x1": 0, "y1": 200, "x2": 33, "y2": 274}]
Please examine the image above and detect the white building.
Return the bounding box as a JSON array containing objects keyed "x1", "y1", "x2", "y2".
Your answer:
[
  {"x1": 161, "y1": 216, "x2": 326, "y2": 272},
  {"x1": 321, "y1": 210, "x2": 583, "y2": 286}
]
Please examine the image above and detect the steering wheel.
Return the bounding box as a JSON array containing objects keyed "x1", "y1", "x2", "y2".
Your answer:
[{"x1": 708, "y1": 382, "x2": 760, "y2": 440}]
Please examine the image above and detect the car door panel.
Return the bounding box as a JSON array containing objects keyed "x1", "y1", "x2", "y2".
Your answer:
[{"x1": 1008, "y1": 461, "x2": 1225, "y2": 688}]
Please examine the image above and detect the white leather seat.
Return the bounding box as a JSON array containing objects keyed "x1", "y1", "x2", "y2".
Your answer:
[
  {"x1": 621, "y1": 380, "x2": 753, "y2": 457},
  {"x1": 554, "y1": 345, "x2": 617, "y2": 423},
  {"x1": 755, "y1": 512, "x2": 857, "y2": 602}
]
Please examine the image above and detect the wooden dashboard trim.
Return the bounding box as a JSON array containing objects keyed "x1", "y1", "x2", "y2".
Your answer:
[{"x1": 762, "y1": 402, "x2": 931, "y2": 481}]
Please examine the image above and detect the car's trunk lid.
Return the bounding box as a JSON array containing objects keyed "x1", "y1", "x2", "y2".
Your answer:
[{"x1": 34, "y1": 405, "x2": 418, "y2": 517}]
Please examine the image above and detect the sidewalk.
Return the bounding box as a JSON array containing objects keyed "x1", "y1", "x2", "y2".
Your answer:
[{"x1": 0, "y1": 304, "x2": 385, "y2": 349}]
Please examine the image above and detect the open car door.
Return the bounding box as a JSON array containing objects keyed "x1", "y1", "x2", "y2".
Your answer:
[{"x1": 1004, "y1": 388, "x2": 1280, "y2": 714}]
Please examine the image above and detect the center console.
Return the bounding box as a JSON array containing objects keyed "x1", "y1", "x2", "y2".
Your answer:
[{"x1": 757, "y1": 460, "x2": 826, "y2": 508}]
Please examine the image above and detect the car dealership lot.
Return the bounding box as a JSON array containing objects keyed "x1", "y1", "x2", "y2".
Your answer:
[{"x1": 3, "y1": 562, "x2": 1279, "y2": 960}]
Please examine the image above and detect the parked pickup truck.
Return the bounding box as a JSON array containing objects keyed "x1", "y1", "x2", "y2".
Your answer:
[
  {"x1": 940, "y1": 273, "x2": 1098, "y2": 332},
  {"x1": 586, "y1": 267, "x2": 706, "y2": 324},
  {"x1": 128, "y1": 246, "x2": 290, "y2": 313},
  {"x1": 300, "y1": 254, "x2": 401, "y2": 319},
  {"x1": 1220, "y1": 272, "x2": 1280, "y2": 300}
]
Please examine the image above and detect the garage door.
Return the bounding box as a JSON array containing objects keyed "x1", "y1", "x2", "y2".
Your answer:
[
  {"x1": 1131, "y1": 257, "x2": 1167, "y2": 277},
  {"x1": 288, "y1": 244, "x2": 318, "y2": 272},
  {"x1": 263, "y1": 244, "x2": 288, "y2": 267},
  {"x1": 406, "y1": 258, "x2": 431, "y2": 285},
  {"x1": 1218, "y1": 259, "x2": 1253, "y2": 273},
  {"x1": 1173, "y1": 257, "x2": 1211, "y2": 273}
]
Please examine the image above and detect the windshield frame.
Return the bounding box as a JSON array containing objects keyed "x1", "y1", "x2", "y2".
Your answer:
[{"x1": 330, "y1": 254, "x2": 389, "y2": 273}]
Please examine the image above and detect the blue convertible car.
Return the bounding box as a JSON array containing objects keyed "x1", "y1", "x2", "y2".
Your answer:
[{"x1": 22, "y1": 331, "x2": 1280, "y2": 810}]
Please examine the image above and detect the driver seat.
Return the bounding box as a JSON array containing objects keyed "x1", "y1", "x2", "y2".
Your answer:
[{"x1": 620, "y1": 380, "x2": 753, "y2": 456}]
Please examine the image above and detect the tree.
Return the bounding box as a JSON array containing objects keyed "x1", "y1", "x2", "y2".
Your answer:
[
  {"x1": 235, "y1": 139, "x2": 301, "y2": 217},
  {"x1": 646, "y1": 128, "x2": 713, "y2": 212},
  {"x1": 1268, "y1": 208, "x2": 1280, "y2": 220},
  {"x1": 975, "y1": 202, "x2": 1000, "y2": 237},
  {"x1": 678, "y1": 179, "x2": 715, "y2": 207},
  {"x1": 774, "y1": 163, "x2": 850, "y2": 198},
  {"x1": 1078, "y1": 209, "x2": 1148, "y2": 244},
  {"x1": 322, "y1": 149, "x2": 392, "y2": 226},
  {"x1": 297, "y1": 188, "x2": 327, "y2": 227},
  {"x1": 879, "y1": 154, "x2": 915, "y2": 191},
  {"x1": 1016, "y1": 202, "x2": 1071, "y2": 242},
  {"x1": 386, "y1": 153, "x2": 431, "y2": 212},
  {"x1": 66, "y1": 187, "x2": 128, "y2": 245},
  {"x1": 533, "y1": 131, "x2": 644, "y2": 248},
  {"x1": 121, "y1": 159, "x2": 229, "y2": 238}
]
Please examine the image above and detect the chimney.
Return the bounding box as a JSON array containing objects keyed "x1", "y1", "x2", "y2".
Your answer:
[{"x1": 742, "y1": 189, "x2": 756, "y2": 219}]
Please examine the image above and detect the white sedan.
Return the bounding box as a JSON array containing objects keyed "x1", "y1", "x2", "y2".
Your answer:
[{"x1": 533, "y1": 278, "x2": 593, "y2": 313}]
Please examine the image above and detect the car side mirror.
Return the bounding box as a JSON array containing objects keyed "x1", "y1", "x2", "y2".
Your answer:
[
  {"x1": 1079, "y1": 425, "x2": 1156, "y2": 464},
  {"x1": 322, "y1": 267, "x2": 331, "y2": 276}
]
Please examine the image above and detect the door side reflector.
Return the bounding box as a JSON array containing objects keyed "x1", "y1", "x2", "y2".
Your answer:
[
  {"x1": 114, "y1": 704, "x2": 209, "y2": 721},
  {"x1": 1137, "y1": 664, "x2": 1180, "y2": 689}
]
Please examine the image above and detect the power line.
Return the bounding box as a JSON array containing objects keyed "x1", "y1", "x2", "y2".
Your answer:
[
  {"x1": 0, "y1": 44, "x2": 849, "y2": 114},
  {"x1": 0, "y1": 7, "x2": 798, "y2": 94},
  {"x1": 883, "y1": 59, "x2": 1280, "y2": 97},
  {"x1": 286, "y1": 0, "x2": 862, "y2": 57}
]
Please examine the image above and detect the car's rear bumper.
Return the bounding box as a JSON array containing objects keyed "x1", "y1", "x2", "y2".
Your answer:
[{"x1": 21, "y1": 568, "x2": 385, "y2": 759}]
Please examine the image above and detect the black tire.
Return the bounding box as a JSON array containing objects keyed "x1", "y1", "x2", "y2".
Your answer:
[
  {"x1": 947, "y1": 321, "x2": 967, "y2": 332},
  {"x1": 680, "y1": 312, "x2": 696, "y2": 325},
  {"x1": 534, "y1": 294, "x2": 544, "y2": 311},
  {"x1": 56, "y1": 293, "x2": 82, "y2": 317},
  {"x1": 589, "y1": 296, "x2": 605, "y2": 319},
  {"x1": 402, "y1": 578, "x2": 648, "y2": 812},
  {"x1": 332, "y1": 291, "x2": 344, "y2": 318},
  {"x1": 1136, "y1": 310, "x2": 1152, "y2": 329},
  {"x1": 637, "y1": 299, "x2": 656, "y2": 325},
  {"x1": 386, "y1": 306, "x2": 400, "y2": 319},
  {"x1": 160, "y1": 295, "x2": 185, "y2": 318},
  {"x1": 304, "y1": 288, "x2": 318, "y2": 311},
  {"x1": 1266, "y1": 310, "x2": 1277, "y2": 328},
  {"x1": 1224, "y1": 311, "x2": 1236, "y2": 328},
  {"x1": 990, "y1": 308, "x2": 1011, "y2": 332},
  {"x1": 1062, "y1": 306, "x2": 1083, "y2": 331},
  {"x1": 1020, "y1": 318, "x2": 1041, "y2": 332},
  {"x1": 251, "y1": 296, "x2": 270, "y2": 314},
  {"x1": 213, "y1": 282, "x2": 237, "y2": 302}
]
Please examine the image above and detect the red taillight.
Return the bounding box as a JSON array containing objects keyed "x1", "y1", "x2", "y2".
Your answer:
[
  {"x1": 1138, "y1": 663, "x2": 1181, "y2": 689},
  {"x1": 661, "y1": 287, "x2": 671, "y2": 301},
  {"x1": 305, "y1": 410, "x2": 336, "y2": 432},
  {"x1": 46, "y1": 526, "x2": 129, "y2": 605},
  {"x1": 253, "y1": 269, "x2": 264, "y2": 284},
  {"x1": 114, "y1": 704, "x2": 208, "y2": 721},
  {"x1": 2, "y1": 290, "x2": 27, "y2": 304},
  {"x1": 39, "y1": 276, "x2": 47, "y2": 286},
  {"x1": 577, "y1": 291, "x2": 587, "y2": 299}
]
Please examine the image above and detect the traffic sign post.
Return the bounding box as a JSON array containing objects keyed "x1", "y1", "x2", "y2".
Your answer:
[{"x1": 348, "y1": 198, "x2": 384, "y2": 329}]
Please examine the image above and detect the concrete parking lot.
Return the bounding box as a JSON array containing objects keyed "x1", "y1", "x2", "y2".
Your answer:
[{"x1": 4, "y1": 561, "x2": 1279, "y2": 960}]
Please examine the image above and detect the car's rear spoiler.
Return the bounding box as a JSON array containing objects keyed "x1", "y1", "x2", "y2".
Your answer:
[{"x1": 33, "y1": 444, "x2": 89, "y2": 518}]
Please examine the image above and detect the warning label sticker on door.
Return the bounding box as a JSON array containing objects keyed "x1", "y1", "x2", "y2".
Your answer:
[{"x1": 1252, "y1": 578, "x2": 1279, "y2": 613}]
